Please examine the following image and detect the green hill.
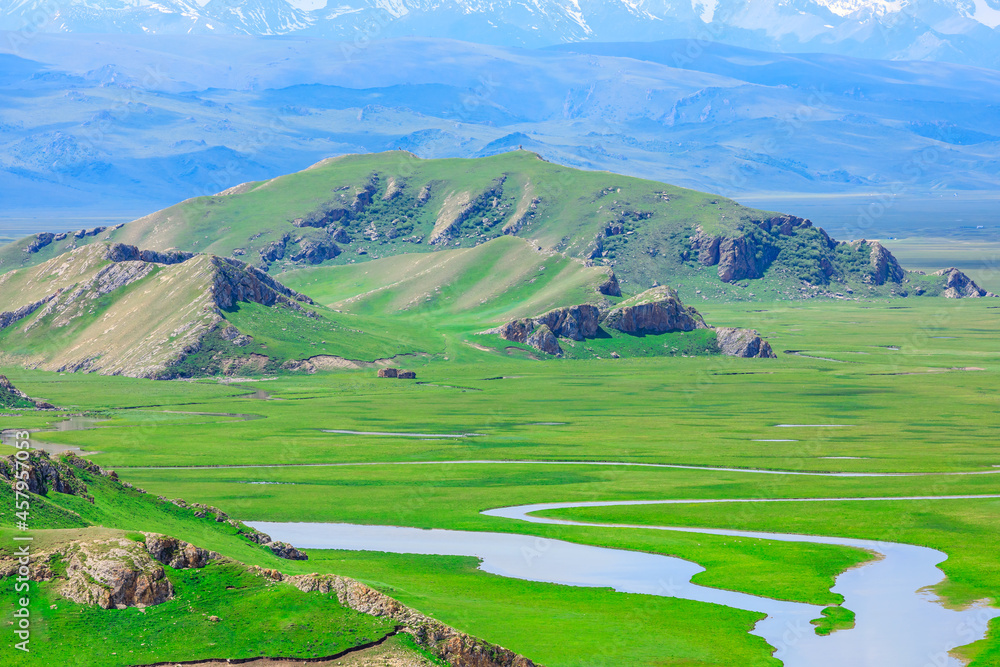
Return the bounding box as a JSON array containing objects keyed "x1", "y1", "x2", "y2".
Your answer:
[
  {"x1": 2, "y1": 151, "x2": 989, "y2": 302},
  {"x1": 0, "y1": 242, "x2": 439, "y2": 378}
]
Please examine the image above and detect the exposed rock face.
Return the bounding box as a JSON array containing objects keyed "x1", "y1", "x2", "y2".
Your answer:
[
  {"x1": 258, "y1": 235, "x2": 289, "y2": 264},
  {"x1": 603, "y1": 286, "x2": 707, "y2": 335},
  {"x1": 714, "y1": 327, "x2": 777, "y2": 358},
  {"x1": 854, "y1": 240, "x2": 904, "y2": 285},
  {"x1": 210, "y1": 257, "x2": 314, "y2": 309},
  {"x1": 329, "y1": 226, "x2": 351, "y2": 243},
  {"x1": 144, "y1": 534, "x2": 215, "y2": 569},
  {"x1": 690, "y1": 230, "x2": 778, "y2": 283},
  {"x1": 105, "y1": 243, "x2": 194, "y2": 265},
  {"x1": 717, "y1": 236, "x2": 771, "y2": 282},
  {"x1": 534, "y1": 305, "x2": 600, "y2": 341},
  {"x1": 0, "y1": 374, "x2": 49, "y2": 409},
  {"x1": 492, "y1": 305, "x2": 601, "y2": 356},
  {"x1": 526, "y1": 324, "x2": 562, "y2": 356},
  {"x1": 24, "y1": 233, "x2": 55, "y2": 253},
  {"x1": 378, "y1": 367, "x2": 399, "y2": 378},
  {"x1": 397, "y1": 370, "x2": 417, "y2": 379},
  {"x1": 597, "y1": 272, "x2": 622, "y2": 297},
  {"x1": 0, "y1": 295, "x2": 58, "y2": 330},
  {"x1": 290, "y1": 239, "x2": 341, "y2": 264},
  {"x1": 934, "y1": 268, "x2": 995, "y2": 298},
  {"x1": 0, "y1": 450, "x2": 89, "y2": 497},
  {"x1": 282, "y1": 573, "x2": 538, "y2": 667},
  {"x1": 61, "y1": 538, "x2": 174, "y2": 609},
  {"x1": 265, "y1": 541, "x2": 308, "y2": 560}
]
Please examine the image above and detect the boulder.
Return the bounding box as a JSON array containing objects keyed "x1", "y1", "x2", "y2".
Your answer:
[
  {"x1": 603, "y1": 286, "x2": 707, "y2": 335},
  {"x1": 598, "y1": 272, "x2": 622, "y2": 297},
  {"x1": 377, "y1": 367, "x2": 399, "y2": 378},
  {"x1": 397, "y1": 370, "x2": 417, "y2": 379},
  {"x1": 329, "y1": 226, "x2": 351, "y2": 243},
  {"x1": 714, "y1": 327, "x2": 777, "y2": 358}
]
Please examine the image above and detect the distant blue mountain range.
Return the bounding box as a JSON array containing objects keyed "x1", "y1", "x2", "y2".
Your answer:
[{"x1": 1, "y1": 34, "x2": 998, "y2": 215}]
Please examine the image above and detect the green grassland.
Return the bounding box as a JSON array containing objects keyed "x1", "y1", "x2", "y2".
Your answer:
[{"x1": 0, "y1": 298, "x2": 998, "y2": 665}]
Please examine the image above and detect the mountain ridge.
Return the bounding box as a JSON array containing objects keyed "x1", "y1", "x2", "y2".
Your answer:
[{"x1": 3, "y1": 0, "x2": 1000, "y2": 67}]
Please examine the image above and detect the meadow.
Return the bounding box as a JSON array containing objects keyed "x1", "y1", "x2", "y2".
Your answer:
[{"x1": 1, "y1": 298, "x2": 998, "y2": 666}]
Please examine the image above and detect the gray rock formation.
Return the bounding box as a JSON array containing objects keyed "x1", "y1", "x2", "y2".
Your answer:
[
  {"x1": 144, "y1": 534, "x2": 216, "y2": 569},
  {"x1": 24, "y1": 233, "x2": 55, "y2": 253},
  {"x1": 934, "y1": 268, "x2": 995, "y2": 298},
  {"x1": 0, "y1": 450, "x2": 90, "y2": 497},
  {"x1": 329, "y1": 226, "x2": 351, "y2": 243},
  {"x1": 714, "y1": 327, "x2": 777, "y2": 358},
  {"x1": 853, "y1": 240, "x2": 904, "y2": 285},
  {"x1": 526, "y1": 324, "x2": 562, "y2": 356},
  {"x1": 210, "y1": 257, "x2": 314, "y2": 308},
  {"x1": 491, "y1": 304, "x2": 601, "y2": 355},
  {"x1": 597, "y1": 272, "x2": 622, "y2": 297},
  {"x1": 265, "y1": 541, "x2": 308, "y2": 560},
  {"x1": 603, "y1": 286, "x2": 707, "y2": 335},
  {"x1": 61, "y1": 538, "x2": 174, "y2": 609},
  {"x1": 290, "y1": 239, "x2": 341, "y2": 264},
  {"x1": 105, "y1": 243, "x2": 194, "y2": 265},
  {"x1": 0, "y1": 295, "x2": 58, "y2": 330},
  {"x1": 258, "y1": 235, "x2": 289, "y2": 264}
]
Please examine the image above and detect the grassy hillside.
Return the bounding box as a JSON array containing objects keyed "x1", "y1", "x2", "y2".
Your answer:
[
  {"x1": 0, "y1": 243, "x2": 443, "y2": 378},
  {"x1": 5, "y1": 150, "x2": 969, "y2": 303},
  {"x1": 281, "y1": 235, "x2": 616, "y2": 328}
]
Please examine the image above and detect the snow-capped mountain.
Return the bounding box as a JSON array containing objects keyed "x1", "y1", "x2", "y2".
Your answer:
[{"x1": 1, "y1": 0, "x2": 999, "y2": 66}]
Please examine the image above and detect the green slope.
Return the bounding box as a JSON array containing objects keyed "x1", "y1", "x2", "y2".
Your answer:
[
  {"x1": 280, "y1": 235, "x2": 617, "y2": 328},
  {"x1": 5, "y1": 150, "x2": 963, "y2": 303}
]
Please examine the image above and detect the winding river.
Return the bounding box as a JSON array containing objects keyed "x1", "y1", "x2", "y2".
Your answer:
[{"x1": 250, "y1": 494, "x2": 1000, "y2": 667}]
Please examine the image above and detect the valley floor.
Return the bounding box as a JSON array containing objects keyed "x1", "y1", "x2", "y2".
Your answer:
[{"x1": 2, "y1": 299, "x2": 999, "y2": 666}]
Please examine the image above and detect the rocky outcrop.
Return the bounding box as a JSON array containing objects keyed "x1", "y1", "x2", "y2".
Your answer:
[
  {"x1": 0, "y1": 450, "x2": 90, "y2": 497},
  {"x1": 0, "y1": 294, "x2": 58, "y2": 330},
  {"x1": 377, "y1": 367, "x2": 399, "y2": 378},
  {"x1": 526, "y1": 324, "x2": 562, "y2": 356},
  {"x1": 258, "y1": 235, "x2": 289, "y2": 264},
  {"x1": 397, "y1": 370, "x2": 417, "y2": 379},
  {"x1": 714, "y1": 327, "x2": 777, "y2": 358},
  {"x1": 24, "y1": 233, "x2": 55, "y2": 253},
  {"x1": 289, "y1": 239, "x2": 341, "y2": 264},
  {"x1": 534, "y1": 305, "x2": 600, "y2": 341},
  {"x1": 281, "y1": 573, "x2": 538, "y2": 667},
  {"x1": 144, "y1": 534, "x2": 215, "y2": 569},
  {"x1": 329, "y1": 226, "x2": 351, "y2": 243},
  {"x1": 603, "y1": 286, "x2": 707, "y2": 335},
  {"x1": 104, "y1": 243, "x2": 194, "y2": 265},
  {"x1": 597, "y1": 272, "x2": 622, "y2": 297},
  {"x1": 491, "y1": 304, "x2": 601, "y2": 356},
  {"x1": 210, "y1": 257, "x2": 314, "y2": 308},
  {"x1": 0, "y1": 375, "x2": 50, "y2": 409},
  {"x1": 266, "y1": 541, "x2": 308, "y2": 560},
  {"x1": 690, "y1": 230, "x2": 777, "y2": 283},
  {"x1": 851, "y1": 240, "x2": 904, "y2": 285},
  {"x1": 934, "y1": 268, "x2": 995, "y2": 298},
  {"x1": 61, "y1": 537, "x2": 175, "y2": 609}
]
